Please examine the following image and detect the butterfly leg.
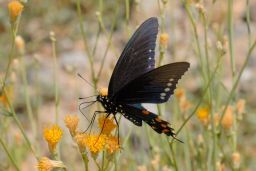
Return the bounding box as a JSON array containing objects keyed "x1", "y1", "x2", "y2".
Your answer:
[
  {"x1": 94, "y1": 113, "x2": 111, "y2": 146},
  {"x1": 84, "y1": 110, "x2": 106, "y2": 133},
  {"x1": 113, "y1": 115, "x2": 120, "y2": 144}
]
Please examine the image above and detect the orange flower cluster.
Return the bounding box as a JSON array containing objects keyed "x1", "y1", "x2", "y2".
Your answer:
[
  {"x1": 64, "y1": 113, "x2": 120, "y2": 155},
  {"x1": 195, "y1": 98, "x2": 246, "y2": 129},
  {"x1": 175, "y1": 88, "x2": 191, "y2": 113},
  {"x1": 8, "y1": 1, "x2": 24, "y2": 22},
  {"x1": 43, "y1": 124, "x2": 63, "y2": 153}
]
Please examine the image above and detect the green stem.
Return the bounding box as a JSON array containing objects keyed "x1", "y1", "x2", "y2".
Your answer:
[
  {"x1": 96, "y1": 6, "x2": 119, "y2": 81},
  {"x1": 227, "y1": 0, "x2": 235, "y2": 78},
  {"x1": 1, "y1": 83, "x2": 38, "y2": 160},
  {"x1": 171, "y1": 50, "x2": 224, "y2": 144},
  {"x1": 0, "y1": 137, "x2": 20, "y2": 171},
  {"x1": 76, "y1": 0, "x2": 97, "y2": 91},
  {"x1": 219, "y1": 40, "x2": 256, "y2": 129},
  {"x1": 184, "y1": 3, "x2": 206, "y2": 83},
  {"x1": 1, "y1": 25, "x2": 16, "y2": 93},
  {"x1": 125, "y1": 0, "x2": 130, "y2": 25},
  {"x1": 81, "y1": 152, "x2": 89, "y2": 171},
  {"x1": 50, "y1": 32, "x2": 59, "y2": 124},
  {"x1": 19, "y1": 50, "x2": 36, "y2": 141},
  {"x1": 246, "y1": 0, "x2": 252, "y2": 46}
]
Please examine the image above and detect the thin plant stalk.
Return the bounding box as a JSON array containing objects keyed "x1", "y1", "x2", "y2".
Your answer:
[
  {"x1": 19, "y1": 49, "x2": 36, "y2": 141},
  {"x1": 1, "y1": 82, "x2": 38, "y2": 160},
  {"x1": 96, "y1": 5, "x2": 119, "y2": 81},
  {"x1": 76, "y1": 0, "x2": 97, "y2": 90},
  {"x1": 219, "y1": 40, "x2": 256, "y2": 129},
  {"x1": 0, "y1": 136, "x2": 20, "y2": 171},
  {"x1": 171, "y1": 49, "x2": 224, "y2": 143},
  {"x1": 50, "y1": 32, "x2": 60, "y2": 124},
  {"x1": 184, "y1": 2, "x2": 206, "y2": 83},
  {"x1": 1, "y1": 15, "x2": 22, "y2": 93},
  {"x1": 227, "y1": 0, "x2": 235, "y2": 79}
]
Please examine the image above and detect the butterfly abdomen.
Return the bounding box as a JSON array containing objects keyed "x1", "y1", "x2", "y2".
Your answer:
[{"x1": 140, "y1": 110, "x2": 175, "y2": 137}]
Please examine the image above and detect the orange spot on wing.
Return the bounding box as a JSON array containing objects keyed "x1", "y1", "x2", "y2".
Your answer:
[
  {"x1": 161, "y1": 124, "x2": 167, "y2": 128},
  {"x1": 151, "y1": 126, "x2": 157, "y2": 129},
  {"x1": 142, "y1": 110, "x2": 150, "y2": 115},
  {"x1": 155, "y1": 117, "x2": 162, "y2": 122},
  {"x1": 162, "y1": 129, "x2": 170, "y2": 133}
]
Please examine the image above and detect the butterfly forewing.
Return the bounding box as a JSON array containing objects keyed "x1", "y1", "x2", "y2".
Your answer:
[
  {"x1": 112, "y1": 62, "x2": 190, "y2": 104},
  {"x1": 108, "y1": 17, "x2": 158, "y2": 98}
]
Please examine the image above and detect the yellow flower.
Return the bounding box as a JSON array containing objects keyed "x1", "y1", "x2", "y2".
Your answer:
[
  {"x1": 137, "y1": 165, "x2": 147, "y2": 171},
  {"x1": 175, "y1": 88, "x2": 185, "y2": 100},
  {"x1": 37, "y1": 157, "x2": 65, "y2": 171},
  {"x1": 105, "y1": 136, "x2": 120, "y2": 154},
  {"x1": 195, "y1": 3, "x2": 206, "y2": 15},
  {"x1": 236, "y1": 99, "x2": 245, "y2": 114},
  {"x1": 8, "y1": 1, "x2": 24, "y2": 22},
  {"x1": 179, "y1": 97, "x2": 192, "y2": 112},
  {"x1": 99, "y1": 87, "x2": 108, "y2": 96},
  {"x1": 15, "y1": 35, "x2": 25, "y2": 53},
  {"x1": 151, "y1": 154, "x2": 160, "y2": 170},
  {"x1": 75, "y1": 133, "x2": 106, "y2": 154},
  {"x1": 98, "y1": 115, "x2": 116, "y2": 135},
  {"x1": 75, "y1": 133, "x2": 87, "y2": 151},
  {"x1": 64, "y1": 114, "x2": 79, "y2": 136},
  {"x1": 84, "y1": 134, "x2": 107, "y2": 154},
  {"x1": 216, "y1": 161, "x2": 225, "y2": 171},
  {"x1": 43, "y1": 124, "x2": 63, "y2": 152},
  {"x1": 221, "y1": 106, "x2": 233, "y2": 129},
  {"x1": 232, "y1": 152, "x2": 241, "y2": 169},
  {"x1": 0, "y1": 85, "x2": 14, "y2": 109},
  {"x1": 196, "y1": 107, "x2": 210, "y2": 126},
  {"x1": 160, "y1": 33, "x2": 169, "y2": 47}
]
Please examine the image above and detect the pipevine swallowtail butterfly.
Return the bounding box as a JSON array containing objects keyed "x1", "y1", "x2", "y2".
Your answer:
[{"x1": 82, "y1": 17, "x2": 189, "y2": 142}]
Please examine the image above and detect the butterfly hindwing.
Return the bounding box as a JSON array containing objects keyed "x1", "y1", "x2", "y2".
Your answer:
[
  {"x1": 112, "y1": 62, "x2": 190, "y2": 104},
  {"x1": 108, "y1": 17, "x2": 158, "y2": 98},
  {"x1": 121, "y1": 104, "x2": 175, "y2": 136}
]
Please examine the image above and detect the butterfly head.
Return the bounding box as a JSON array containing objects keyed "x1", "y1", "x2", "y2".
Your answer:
[{"x1": 97, "y1": 87, "x2": 108, "y2": 101}]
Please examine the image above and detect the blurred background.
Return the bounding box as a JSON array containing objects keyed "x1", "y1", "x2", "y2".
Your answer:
[{"x1": 0, "y1": 0, "x2": 256, "y2": 170}]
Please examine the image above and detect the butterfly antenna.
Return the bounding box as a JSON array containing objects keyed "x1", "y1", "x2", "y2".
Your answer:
[
  {"x1": 77, "y1": 73, "x2": 96, "y2": 89},
  {"x1": 79, "y1": 95, "x2": 97, "y2": 100}
]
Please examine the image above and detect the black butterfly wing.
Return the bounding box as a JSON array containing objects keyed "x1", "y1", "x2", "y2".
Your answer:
[
  {"x1": 112, "y1": 62, "x2": 190, "y2": 103},
  {"x1": 121, "y1": 104, "x2": 175, "y2": 136},
  {"x1": 108, "y1": 17, "x2": 158, "y2": 98}
]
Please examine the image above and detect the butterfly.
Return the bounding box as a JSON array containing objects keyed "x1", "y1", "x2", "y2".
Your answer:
[{"x1": 84, "y1": 17, "x2": 189, "y2": 141}]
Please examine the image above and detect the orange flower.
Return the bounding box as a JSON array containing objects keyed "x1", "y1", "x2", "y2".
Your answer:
[
  {"x1": 236, "y1": 99, "x2": 245, "y2": 114},
  {"x1": 8, "y1": 1, "x2": 24, "y2": 22},
  {"x1": 64, "y1": 114, "x2": 79, "y2": 136},
  {"x1": 221, "y1": 106, "x2": 233, "y2": 129},
  {"x1": 15, "y1": 35, "x2": 25, "y2": 52},
  {"x1": 43, "y1": 124, "x2": 63, "y2": 152},
  {"x1": 179, "y1": 97, "x2": 192, "y2": 112},
  {"x1": 99, "y1": 87, "x2": 108, "y2": 96},
  {"x1": 232, "y1": 152, "x2": 241, "y2": 169},
  {"x1": 0, "y1": 85, "x2": 14, "y2": 109},
  {"x1": 105, "y1": 135, "x2": 120, "y2": 154},
  {"x1": 98, "y1": 115, "x2": 116, "y2": 135},
  {"x1": 37, "y1": 157, "x2": 65, "y2": 171},
  {"x1": 175, "y1": 88, "x2": 185, "y2": 100},
  {"x1": 160, "y1": 33, "x2": 169, "y2": 47},
  {"x1": 196, "y1": 107, "x2": 210, "y2": 126}
]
